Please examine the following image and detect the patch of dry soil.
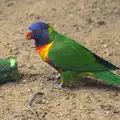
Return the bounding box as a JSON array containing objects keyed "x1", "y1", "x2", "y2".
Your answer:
[{"x1": 0, "y1": 0, "x2": 120, "y2": 120}]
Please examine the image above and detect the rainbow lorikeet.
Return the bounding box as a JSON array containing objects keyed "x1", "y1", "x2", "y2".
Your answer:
[{"x1": 26, "y1": 22, "x2": 120, "y2": 88}]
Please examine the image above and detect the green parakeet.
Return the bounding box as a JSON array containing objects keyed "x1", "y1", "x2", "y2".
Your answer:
[{"x1": 26, "y1": 22, "x2": 120, "y2": 88}]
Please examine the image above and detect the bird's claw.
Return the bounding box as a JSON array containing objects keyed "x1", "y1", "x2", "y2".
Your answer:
[{"x1": 58, "y1": 82, "x2": 63, "y2": 88}]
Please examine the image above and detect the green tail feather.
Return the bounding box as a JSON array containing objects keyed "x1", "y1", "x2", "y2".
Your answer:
[{"x1": 93, "y1": 71, "x2": 120, "y2": 84}]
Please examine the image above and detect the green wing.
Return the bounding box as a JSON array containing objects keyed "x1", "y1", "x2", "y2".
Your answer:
[{"x1": 48, "y1": 31, "x2": 119, "y2": 72}]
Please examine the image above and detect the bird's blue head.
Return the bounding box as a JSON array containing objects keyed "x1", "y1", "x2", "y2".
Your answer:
[{"x1": 26, "y1": 22, "x2": 50, "y2": 46}]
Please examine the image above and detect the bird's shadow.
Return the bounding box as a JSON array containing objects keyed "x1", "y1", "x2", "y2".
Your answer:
[
  {"x1": 15, "y1": 73, "x2": 120, "y2": 92},
  {"x1": 66, "y1": 77, "x2": 120, "y2": 92}
]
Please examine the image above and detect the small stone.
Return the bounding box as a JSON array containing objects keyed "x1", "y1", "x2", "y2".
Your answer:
[
  {"x1": 113, "y1": 109, "x2": 119, "y2": 113},
  {"x1": 97, "y1": 21, "x2": 106, "y2": 26},
  {"x1": 42, "y1": 99, "x2": 46, "y2": 104},
  {"x1": 19, "y1": 28, "x2": 24, "y2": 34},
  {"x1": 97, "y1": 7, "x2": 100, "y2": 11},
  {"x1": 27, "y1": 89, "x2": 32, "y2": 92},
  {"x1": 65, "y1": 96, "x2": 70, "y2": 99},
  {"x1": 45, "y1": 100, "x2": 49, "y2": 104},
  {"x1": 56, "y1": 114, "x2": 60, "y2": 117},
  {"x1": 81, "y1": 5, "x2": 84, "y2": 9},
  {"x1": 59, "y1": 113, "x2": 63, "y2": 116},
  {"x1": 42, "y1": 1, "x2": 46, "y2": 4},
  {"x1": 69, "y1": 14, "x2": 74, "y2": 18},
  {"x1": 115, "y1": 41, "x2": 118, "y2": 45},
  {"x1": 22, "y1": 79, "x2": 27, "y2": 83},
  {"x1": 106, "y1": 52, "x2": 113, "y2": 56},
  {"x1": 103, "y1": 44, "x2": 107, "y2": 48}
]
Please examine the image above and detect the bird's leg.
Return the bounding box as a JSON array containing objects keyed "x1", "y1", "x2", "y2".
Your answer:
[
  {"x1": 55, "y1": 72, "x2": 62, "y2": 87},
  {"x1": 55, "y1": 72, "x2": 61, "y2": 79},
  {"x1": 58, "y1": 79, "x2": 64, "y2": 88}
]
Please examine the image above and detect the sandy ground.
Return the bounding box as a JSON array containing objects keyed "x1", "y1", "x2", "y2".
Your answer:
[{"x1": 1, "y1": 0, "x2": 120, "y2": 119}]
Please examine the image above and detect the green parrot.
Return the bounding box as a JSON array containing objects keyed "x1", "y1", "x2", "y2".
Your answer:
[{"x1": 26, "y1": 22, "x2": 120, "y2": 88}]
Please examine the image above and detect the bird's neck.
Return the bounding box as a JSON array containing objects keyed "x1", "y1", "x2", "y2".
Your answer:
[
  {"x1": 35, "y1": 28, "x2": 57, "y2": 49},
  {"x1": 36, "y1": 44, "x2": 49, "y2": 51},
  {"x1": 48, "y1": 29, "x2": 58, "y2": 43},
  {"x1": 36, "y1": 43, "x2": 53, "y2": 61},
  {"x1": 35, "y1": 41, "x2": 52, "y2": 50}
]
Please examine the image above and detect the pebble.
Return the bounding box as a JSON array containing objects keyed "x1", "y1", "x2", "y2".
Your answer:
[
  {"x1": 103, "y1": 44, "x2": 108, "y2": 48},
  {"x1": 19, "y1": 28, "x2": 24, "y2": 34},
  {"x1": 22, "y1": 79, "x2": 27, "y2": 83},
  {"x1": 42, "y1": 99, "x2": 46, "y2": 104},
  {"x1": 42, "y1": 1, "x2": 46, "y2": 4},
  {"x1": 27, "y1": 89, "x2": 32, "y2": 92},
  {"x1": 106, "y1": 52, "x2": 113, "y2": 56}
]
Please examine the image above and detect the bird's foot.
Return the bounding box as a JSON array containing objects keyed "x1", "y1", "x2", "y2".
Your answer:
[
  {"x1": 58, "y1": 82, "x2": 63, "y2": 88},
  {"x1": 57, "y1": 79, "x2": 64, "y2": 88}
]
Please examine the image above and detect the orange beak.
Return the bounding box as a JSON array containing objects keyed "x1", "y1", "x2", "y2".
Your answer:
[{"x1": 26, "y1": 32, "x2": 34, "y2": 40}]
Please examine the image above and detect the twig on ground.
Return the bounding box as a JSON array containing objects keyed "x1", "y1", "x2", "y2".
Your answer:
[{"x1": 27, "y1": 92, "x2": 44, "y2": 120}]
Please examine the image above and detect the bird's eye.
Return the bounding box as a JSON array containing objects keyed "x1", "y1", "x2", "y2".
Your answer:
[{"x1": 35, "y1": 28, "x2": 42, "y2": 33}]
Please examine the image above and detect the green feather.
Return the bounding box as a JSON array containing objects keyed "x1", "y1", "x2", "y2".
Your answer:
[
  {"x1": 47, "y1": 28, "x2": 120, "y2": 85},
  {"x1": 48, "y1": 30, "x2": 119, "y2": 72},
  {"x1": 93, "y1": 71, "x2": 120, "y2": 84}
]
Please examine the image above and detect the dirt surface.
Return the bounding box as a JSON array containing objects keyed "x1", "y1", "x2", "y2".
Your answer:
[{"x1": 1, "y1": 0, "x2": 120, "y2": 120}]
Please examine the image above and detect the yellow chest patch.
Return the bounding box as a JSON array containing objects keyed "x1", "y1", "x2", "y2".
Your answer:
[{"x1": 37, "y1": 43, "x2": 53, "y2": 61}]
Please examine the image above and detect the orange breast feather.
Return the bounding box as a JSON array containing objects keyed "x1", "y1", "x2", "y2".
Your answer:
[{"x1": 37, "y1": 43, "x2": 52, "y2": 61}]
